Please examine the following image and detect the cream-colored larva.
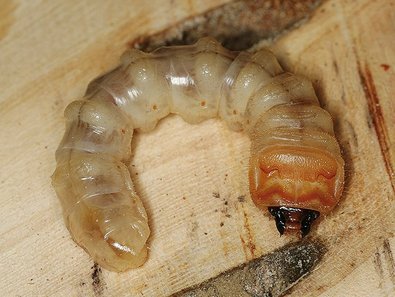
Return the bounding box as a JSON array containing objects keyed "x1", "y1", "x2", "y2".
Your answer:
[{"x1": 52, "y1": 37, "x2": 344, "y2": 272}]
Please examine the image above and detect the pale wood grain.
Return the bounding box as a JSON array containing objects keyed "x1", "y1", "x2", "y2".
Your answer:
[{"x1": 0, "y1": 0, "x2": 394, "y2": 296}]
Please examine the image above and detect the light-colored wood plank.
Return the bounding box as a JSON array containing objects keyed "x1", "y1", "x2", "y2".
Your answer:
[{"x1": 0, "y1": 0, "x2": 394, "y2": 296}]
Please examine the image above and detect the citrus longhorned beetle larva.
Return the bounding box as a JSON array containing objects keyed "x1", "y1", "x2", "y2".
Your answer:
[{"x1": 52, "y1": 37, "x2": 344, "y2": 272}]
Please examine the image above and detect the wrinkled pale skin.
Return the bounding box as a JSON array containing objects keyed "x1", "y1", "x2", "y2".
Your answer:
[{"x1": 52, "y1": 37, "x2": 344, "y2": 272}]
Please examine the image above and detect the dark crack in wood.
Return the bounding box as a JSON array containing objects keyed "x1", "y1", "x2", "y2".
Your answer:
[
  {"x1": 172, "y1": 240, "x2": 326, "y2": 297},
  {"x1": 130, "y1": 0, "x2": 322, "y2": 51}
]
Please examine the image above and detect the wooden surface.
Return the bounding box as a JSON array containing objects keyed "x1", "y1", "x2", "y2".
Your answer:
[{"x1": 0, "y1": 0, "x2": 394, "y2": 296}]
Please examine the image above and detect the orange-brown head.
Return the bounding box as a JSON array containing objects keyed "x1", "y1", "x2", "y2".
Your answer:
[{"x1": 249, "y1": 145, "x2": 344, "y2": 236}]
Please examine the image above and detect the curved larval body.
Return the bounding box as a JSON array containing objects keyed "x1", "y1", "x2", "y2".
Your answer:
[{"x1": 52, "y1": 37, "x2": 344, "y2": 271}]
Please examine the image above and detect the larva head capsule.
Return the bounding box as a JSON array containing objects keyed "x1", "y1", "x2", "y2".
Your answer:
[
  {"x1": 268, "y1": 206, "x2": 320, "y2": 237},
  {"x1": 249, "y1": 145, "x2": 344, "y2": 237}
]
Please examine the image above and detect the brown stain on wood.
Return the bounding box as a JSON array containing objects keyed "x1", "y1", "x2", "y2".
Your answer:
[
  {"x1": 373, "y1": 248, "x2": 384, "y2": 278},
  {"x1": 383, "y1": 239, "x2": 395, "y2": 286},
  {"x1": 358, "y1": 64, "x2": 395, "y2": 193},
  {"x1": 372, "y1": 239, "x2": 395, "y2": 289},
  {"x1": 0, "y1": 0, "x2": 16, "y2": 41},
  {"x1": 240, "y1": 208, "x2": 256, "y2": 259},
  {"x1": 380, "y1": 64, "x2": 390, "y2": 71},
  {"x1": 91, "y1": 263, "x2": 106, "y2": 296}
]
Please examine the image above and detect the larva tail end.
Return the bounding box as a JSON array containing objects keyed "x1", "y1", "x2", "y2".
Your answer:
[
  {"x1": 268, "y1": 207, "x2": 320, "y2": 237},
  {"x1": 66, "y1": 202, "x2": 150, "y2": 272}
]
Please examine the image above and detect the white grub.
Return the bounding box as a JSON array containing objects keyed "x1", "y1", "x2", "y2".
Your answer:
[{"x1": 52, "y1": 37, "x2": 344, "y2": 272}]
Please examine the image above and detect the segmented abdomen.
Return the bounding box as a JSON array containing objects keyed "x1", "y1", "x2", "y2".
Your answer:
[{"x1": 52, "y1": 37, "x2": 344, "y2": 272}]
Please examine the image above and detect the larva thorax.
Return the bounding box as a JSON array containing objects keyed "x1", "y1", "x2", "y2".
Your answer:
[
  {"x1": 246, "y1": 74, "x2": 344, "y2": 234},
  {"x1": 52, "y1": 37, "x2": 344, "y2": 271}
]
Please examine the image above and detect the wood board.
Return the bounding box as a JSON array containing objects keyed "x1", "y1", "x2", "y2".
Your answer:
[{"x1": 0, "y1": 0, "x2": 394, "y2": 296}]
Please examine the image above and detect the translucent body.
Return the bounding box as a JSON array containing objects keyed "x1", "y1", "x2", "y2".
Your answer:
[{"x1": 52, "y1": 37, "x2": 344, "y2": 271}]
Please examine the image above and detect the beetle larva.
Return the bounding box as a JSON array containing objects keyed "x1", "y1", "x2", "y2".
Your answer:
[{"x1": 52, "y1": 37, "x2": 344, "y2": 271}]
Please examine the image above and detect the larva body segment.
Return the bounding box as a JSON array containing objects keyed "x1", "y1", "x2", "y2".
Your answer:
[
  {"x1": 53, "y1": 97, "x2": 150, "y2": 271},
  {"x1": 219, "y1": 50, "x2": 283, "y2": 131},
  {"x1": 52, "y1": 37, "x2": 345, "y2": 271},
  {"x1": 155, "y1": 39, "x2": 235, "y2": 124}
]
